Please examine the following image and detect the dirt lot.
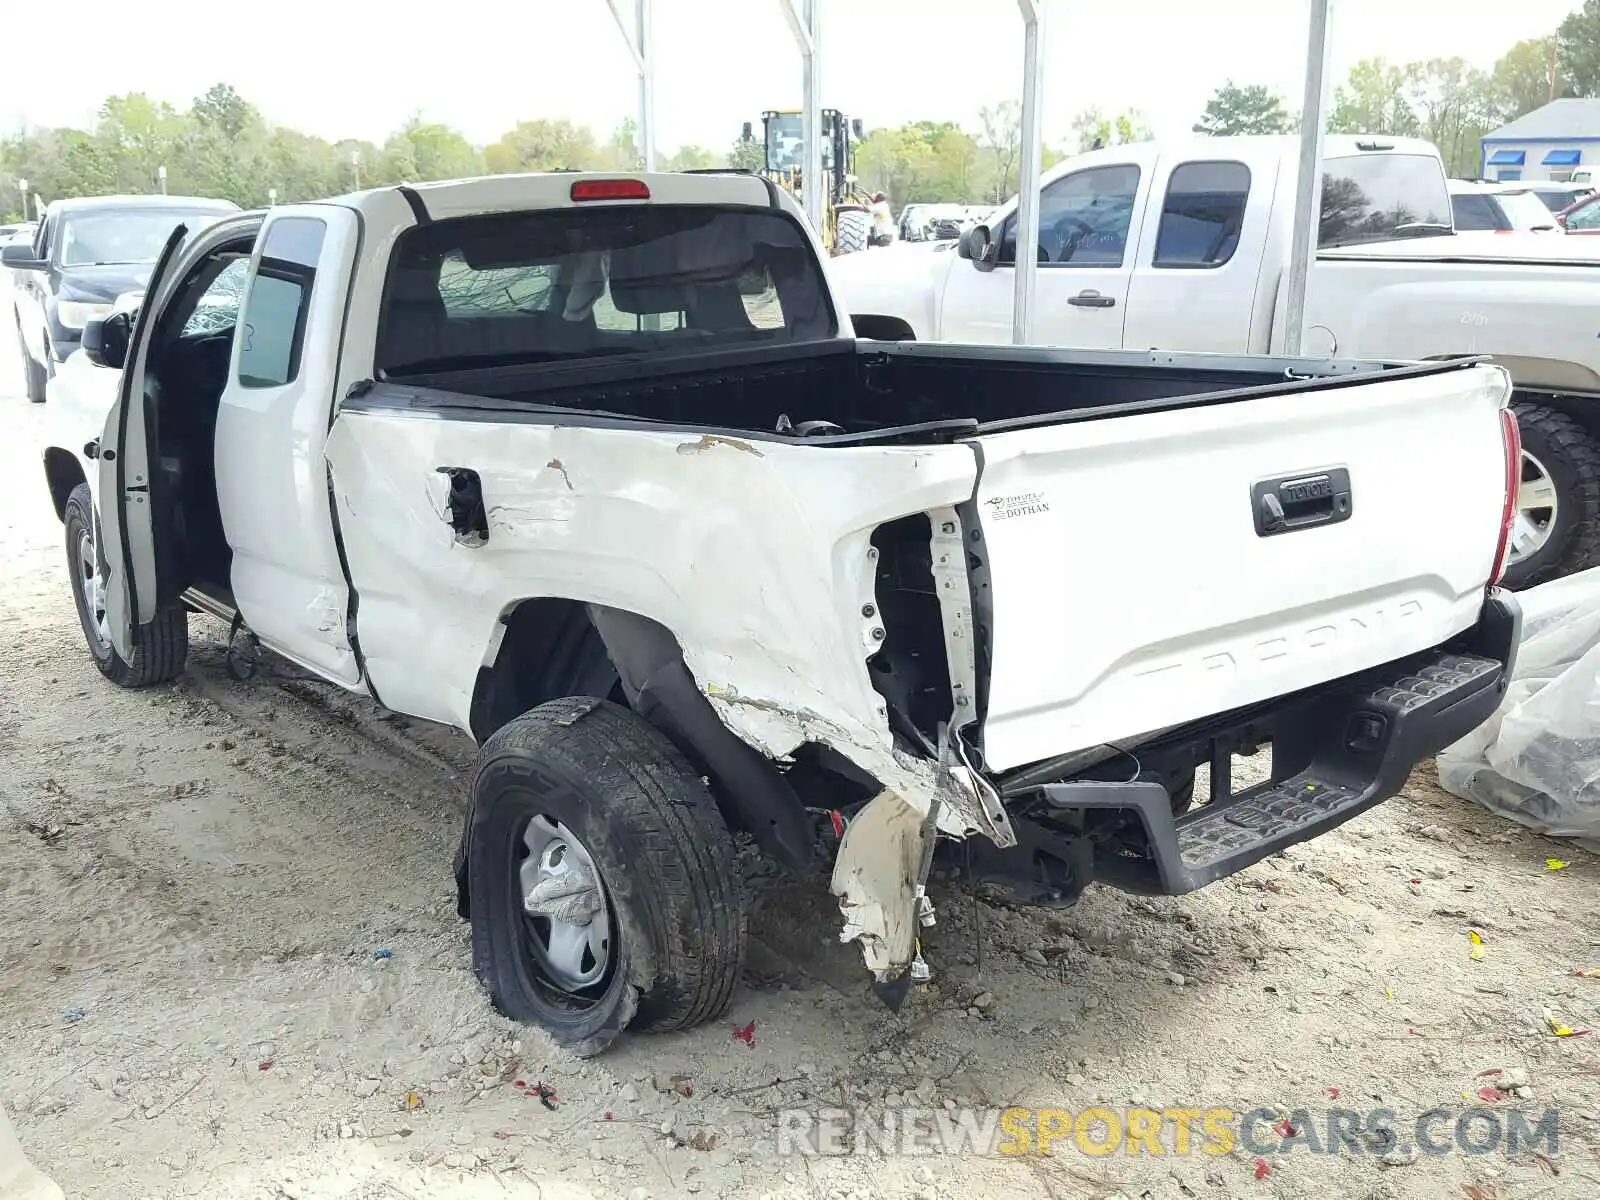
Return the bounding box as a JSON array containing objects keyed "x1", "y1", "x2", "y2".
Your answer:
[{"x1": 3, "y1": 335, "x2": 1600, "y2": 1200}]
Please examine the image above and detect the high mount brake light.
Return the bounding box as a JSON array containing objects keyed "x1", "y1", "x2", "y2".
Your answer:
[{"x1": 571, "y1": 179, "x2": 651, "y2": 201}]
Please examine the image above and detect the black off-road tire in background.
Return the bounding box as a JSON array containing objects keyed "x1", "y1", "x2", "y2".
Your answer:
[
  {"x1": 834, "y1": 208, "x2": 871, "y2": 255},
  {"x1": 465, "y1": 698, "x2": 747, "y2": 1057},
  {"x1": 64, "y1": 484, "x2": 188, "y2": 687},
  {"x1": 17, "y1": 322, "x2": 46, "y2": 403},
  {"x1": 1502, "y1": 401, "x2": 1600, "y2": 590}
]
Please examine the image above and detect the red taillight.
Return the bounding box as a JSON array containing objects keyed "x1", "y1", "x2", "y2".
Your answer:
[
  {"x1": 1490, "y1": 407, "x2": 1522, "y2": 584},
  {"x1": 570, "y1": 178, "x2": 651, "y2": 202}
]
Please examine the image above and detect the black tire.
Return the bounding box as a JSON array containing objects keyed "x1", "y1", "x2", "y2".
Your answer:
[
  {"x1": 63, "y1": 484, "x2": 188, "y2": 687},
  {"x1": 466, "y1": 698, "x2": 747, "y2": 1057},
  {"x1": 1501, "y1": 402, "x2": 1600, "y2": 590},
  {"x1": 18, "y1": 323, "x2": 46, "y2": 403},
  {"x1": 834, "y1": 209, "x2": 870, "y2": 255}
]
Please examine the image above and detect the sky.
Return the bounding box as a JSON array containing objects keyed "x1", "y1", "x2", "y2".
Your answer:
[{"x1": 0, "y1": 0, "x2": 1584, "y2": 152}]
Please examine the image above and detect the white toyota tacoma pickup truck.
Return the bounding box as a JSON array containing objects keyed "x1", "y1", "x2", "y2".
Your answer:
[
  {"x1": 41, "y1": 168, "x2": 1520, "y2": 1054},
  {"x1": 831, "y1": 134, "x2": 1600, "y2": 591}
]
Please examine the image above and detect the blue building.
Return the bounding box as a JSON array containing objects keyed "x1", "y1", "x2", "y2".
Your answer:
[{"x1": 1479, "y1": 98, "x2": 1600, "y2": 182}]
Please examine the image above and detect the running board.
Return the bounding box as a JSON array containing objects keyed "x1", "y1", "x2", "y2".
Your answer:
[{"x1": 181, "y1": 587, "x2": 238, "y2": 625}]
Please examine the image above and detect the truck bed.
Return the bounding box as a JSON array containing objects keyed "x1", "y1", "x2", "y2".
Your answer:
[{"x1": 361, "y1": 338, "x2": 1433, "y2": 443}]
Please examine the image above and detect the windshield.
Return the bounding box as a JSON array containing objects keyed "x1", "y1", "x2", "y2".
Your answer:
[
  {"x1": 1496, "y1": 190, "x2": 1560, "y2": 231},
  {"x1": 58, "y1": 209, "x2": 226, "y2": 267},
  {"x1": 1319, "y1": 153, "x2": 1451, "y2": 248},
  {"x1": 765, "y1": 114, "x2": 804, "y2": 172},
  {"x1": 1534, "y1": 188, "x2": 1584, "y2": 213},
  {"x1": 376, "y1": 204, "x2": 837, "y2": 377},
  {"x1": 763, "y1": 113, "x2": 833, "y2": 173}
]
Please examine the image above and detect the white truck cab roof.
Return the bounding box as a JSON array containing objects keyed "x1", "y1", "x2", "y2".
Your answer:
[{"x1": 332, "y1": 170, "x2": 790, "y2": 225}]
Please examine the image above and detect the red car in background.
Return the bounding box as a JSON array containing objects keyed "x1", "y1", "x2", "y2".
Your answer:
[{"x1": 1557, "y1": 191, "x2": 1600, "y2": 233}]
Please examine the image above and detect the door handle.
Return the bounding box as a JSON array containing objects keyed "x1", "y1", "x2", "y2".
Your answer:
[
  {"x1": 1252, "y1": 468, "x2": 1353, "y2": 537},
  {"x1": 1068, "y1": 291, "x2": 1116, "y2": 308}
]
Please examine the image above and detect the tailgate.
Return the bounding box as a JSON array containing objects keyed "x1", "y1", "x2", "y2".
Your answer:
[{"x1": 968, "y1": 363, "x2": 1512, "y2": 772}]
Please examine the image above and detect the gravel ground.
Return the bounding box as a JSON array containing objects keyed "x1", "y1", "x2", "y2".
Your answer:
[{"x1": 3, "y1": 333, "x2": 1600, "y2": 1199}]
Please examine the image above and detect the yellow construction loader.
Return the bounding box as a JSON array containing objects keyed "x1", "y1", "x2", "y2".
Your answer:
[{"x1": 739, "y1": 109, "x2": 886, "y2": 254}]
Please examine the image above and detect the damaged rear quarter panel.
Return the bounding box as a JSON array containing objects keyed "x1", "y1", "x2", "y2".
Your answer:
[{"x1": 322, "y1": 410, "x2": 978, "y2": 794}]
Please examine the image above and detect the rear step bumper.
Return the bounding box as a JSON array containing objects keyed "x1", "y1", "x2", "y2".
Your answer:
[{"x1": 1038, "y1": 589, "x2": 1521, "y2": 896}]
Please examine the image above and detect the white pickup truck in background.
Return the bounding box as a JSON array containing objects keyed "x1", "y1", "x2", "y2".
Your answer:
[
  {"x1": 40, "y1": 168, "x2": 1520, "y2": 1055},
  {"x1": 830, "y1": 135, "x2": 1600, "y2": 590}
]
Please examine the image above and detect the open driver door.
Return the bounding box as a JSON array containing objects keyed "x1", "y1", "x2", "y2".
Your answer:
[{"x1": 95, "y1": 224, "x2": 189, "y2": 665}]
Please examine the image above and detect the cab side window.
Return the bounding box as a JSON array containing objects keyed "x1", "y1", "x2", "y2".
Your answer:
[
  {"x1": 1153, "y1": 161, "x2": 1251, "y2": 268},
  {"x1": 238, "y1": 218, "x2": 326, "y2": 388},
  {"x1": 998, "y1": 165, "x2": 1142, "y2": 266}
]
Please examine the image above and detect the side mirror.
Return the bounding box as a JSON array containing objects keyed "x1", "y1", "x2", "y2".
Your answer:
[
  {"x1": 82, "y1": 311, "x2": 132, "y2": 370},
  {"x1": 961, "y1": 225, "x2": 997, "y2": 271},
  {"x1": 1, "y1": 242, "x2": 45, "y2": 270},
  {"x1": 851, "y1": 118, "x2": 864, "y2": 140},
  {"x1": 740, "y1": 122, "x2": 754, "y2": 141}
]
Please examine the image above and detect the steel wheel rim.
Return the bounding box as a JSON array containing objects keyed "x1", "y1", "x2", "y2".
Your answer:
[
  {"x1": 75, "y1": 521, "x2": 111, "y2": 654},
  {"x1": 516, "y1": 814, "x2": 612, "y2": 998},
  {"x1": 1508, "y1": 449, "x2": 1559, "y2": 565}
]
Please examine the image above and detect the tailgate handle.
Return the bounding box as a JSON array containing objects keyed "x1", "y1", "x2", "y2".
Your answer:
[
  {"x1": 1251, "y1": 468, "x2": 1352, "y2": 537},
  {"x1": 1068, "y1": 290, "x2": 1116, "y2": 308}
]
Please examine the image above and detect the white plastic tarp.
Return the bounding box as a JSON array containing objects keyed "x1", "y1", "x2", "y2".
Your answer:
[{"x1": 1437, "y1": 567, "x2": 1600, "y2": 850}]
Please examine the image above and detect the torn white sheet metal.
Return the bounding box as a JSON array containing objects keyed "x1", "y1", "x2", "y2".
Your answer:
[
  {"x1": 324, "y1": 410, "x2": 985, "y2": 822},
  {"x1": 831, "y1": 789, "x2": 929, "y2": 979}
]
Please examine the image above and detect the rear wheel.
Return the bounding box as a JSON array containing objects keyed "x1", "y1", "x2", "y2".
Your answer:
[
  {"x1": 466, "y1": 698, "x2": 746, "y2": 1056},
  {"x1": 63, "y1": 484, "x2": 187, "y2": 687},
  {"x1": 1501, "y1": 402, "x2": 1600, "y2": 589}
]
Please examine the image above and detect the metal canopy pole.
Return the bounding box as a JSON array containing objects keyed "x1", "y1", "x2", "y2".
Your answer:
[
  {"x1": 779, "y1": 0, "x2": 824, "y2": 235},
  {"x1": 1013, "y1": 0, "x2": 1045, "y2": 344},
  {"x1": 1283, "y1": 0, "x2": 1333, "y2": 356},
  {"x1": 606, "y1": 0, "x2": 656, "y2": 170}
]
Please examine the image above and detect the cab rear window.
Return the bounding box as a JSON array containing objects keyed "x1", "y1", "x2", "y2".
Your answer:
[{"x1": 376, "y1": 205, "x2": 836, "y2": 377}]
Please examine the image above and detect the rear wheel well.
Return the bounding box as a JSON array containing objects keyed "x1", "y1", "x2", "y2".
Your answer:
[
  {"x1": 852, "y1": 315, "x2": 917, "y2": 342},
  {"x1": 468, "y1": 598, "x2": 623, "y2": 743},
  {"x1": 466, "y1": 598, "x2": 869, "y2": 872},
  {"x1": 43, "y1": 448, "x2": 86, "y2": 522}
]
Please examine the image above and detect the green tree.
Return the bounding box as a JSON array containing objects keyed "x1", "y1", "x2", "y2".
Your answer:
[
  {"x1": 1069, "y1": 107, "x2": 1152, "y2": 153},
  {"x1": 1193, "y1": 82, "x2": 1297, "y2": 135},
  {"x1": 1406, "y1": 58, "x2": 1497, "y2": 176},
  {"x1": 602, "y1": 118, "x2": 644, "y2": 170},
  {"x1": 1558, "y1": 0, "x2": 1600, "y2": 98},
  {"x1": 97, "y1": 93, "x2": 187, "y2": 193},
  {"x1": 384, "y1": 117, "x2": 482, "y2": 183},
  {"x1": 484, "y1": 118, "x2": 599, "y2": 173},
  {"x1": 927, "y1": 127, "x2": 980, "y2": 201},
  {"x1": 977, "y1": 101, "x2": 1020, "y2": 203},
  {"x1": 1492, "y1": 38, "x2": 1569, "y2": 121},
  {"x1": 728, "y1": 134, "x2": 766, "y2": 172},
  {"x1": 856, "y1": 125, "x2": 935, "y2": 208},
  {"x1": 1328, "y1": 57, "x2": 1421, "y2": 135},
  {"x1": 191, "y1": 83, "x2": 257, "y2": 141},
  {"x1": 662, "y1": 144, "x2": 718, "y2": 171}
]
